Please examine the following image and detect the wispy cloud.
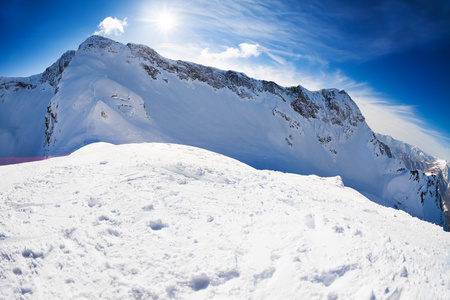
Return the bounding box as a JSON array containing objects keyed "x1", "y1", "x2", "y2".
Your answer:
[
  {"x1": 201, "y1": 43, "x2": 261, "y2": 60},
  {"x1": 94, "y1": 17, "x2": 128, "y2": 36},
  {"x1": 175, "y1": 0, "x2": 450, "y2": 62}
]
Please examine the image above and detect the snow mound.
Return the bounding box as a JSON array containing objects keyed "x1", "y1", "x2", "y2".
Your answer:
[{"x1": 1, "y1": 142, "x2": 449, "y2": 299}]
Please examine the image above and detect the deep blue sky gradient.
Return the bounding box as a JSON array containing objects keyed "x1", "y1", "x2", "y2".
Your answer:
[
  {"x1": 1, "y1": 0, "x2": 449, "y2": 159},
  {"x1": 343, "y1": 40, "x2": 450, "y2": 143}
]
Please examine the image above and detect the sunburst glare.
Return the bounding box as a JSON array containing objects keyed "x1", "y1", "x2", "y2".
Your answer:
[{"x1": 156, "y1": 12, "x2": 176, "y2": 33}]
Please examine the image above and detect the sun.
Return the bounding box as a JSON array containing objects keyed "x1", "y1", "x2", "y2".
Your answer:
[{"x1": 156, "y1": 12, "x2": 176, "y2": 33}]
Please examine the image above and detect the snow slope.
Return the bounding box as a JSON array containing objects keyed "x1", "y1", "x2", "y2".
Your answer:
[
  {"x1": 376, "y1": 134, "x2": 442, "y2": 172},
  {"x1": 0, "y1": 36, "x2": 444, "y2": 227},
  {"x1": 0, "y1": 142, "x2": 449, "y2": 299},
  {"x1": 377, "y1": 133, "x2": 450, "y2": 231},
  {"x1": 0, "y1": 50, "x2": 74, "y2": 157}
]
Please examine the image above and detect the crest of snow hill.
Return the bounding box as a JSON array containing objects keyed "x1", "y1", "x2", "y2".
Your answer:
[{"x1": 0, "y1": 35, "x2": 446, "y2": 228}]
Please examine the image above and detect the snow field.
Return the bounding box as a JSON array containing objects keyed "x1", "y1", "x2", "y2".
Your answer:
[{"x1": 0, "y1": 142, "x2": 449, "y2": 299}]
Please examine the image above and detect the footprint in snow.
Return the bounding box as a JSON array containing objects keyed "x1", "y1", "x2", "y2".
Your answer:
[
  {"x1": 22, "y1": 249, "x2": 44, "y2": 259},
  {"x1": 149, "y1": 219, "x2": 168, "y2": 230},
  {"x1": 304, "y1": 214, "x2": 316, "y2": 229},
  {"x1": 106, "y1": 228, "x2": 120, "y2": 237},
  {"x1": 190, "y1": 274, "x2": 210, "y2": 291},
  {"x1": 98, "y1": 215, "x2": 110, "y2": 221},
  {"x1": 13, "y1": 268, "x2": 22, "y2": 275},
  {"x1": 253, "y1": 267, "x2": 276, "y2": 285},
  {"x1": 20, "y1": 288, "x2": 33, "y2": 295},
  {"x1": 333, "y1": 225, "x2": 345, "y2": 233},
  {"x1": 87, "y1": 196, "x2": 101, "y2": 207},
  {"x1": 142, "y1": 204, "x2": 154, "y2": 211}
]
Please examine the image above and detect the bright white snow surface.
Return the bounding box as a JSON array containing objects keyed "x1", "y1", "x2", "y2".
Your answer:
[{"x1": 1, "y1": 142, "x2": 449, "y2": 299}]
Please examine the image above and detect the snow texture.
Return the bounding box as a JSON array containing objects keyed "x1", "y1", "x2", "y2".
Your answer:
[
  {"x1": 0, "y1": 35, "x2": 445, "y2": 227},
  {"x1": 0, "y1": 143, "x2": 449, "y2": 299}
]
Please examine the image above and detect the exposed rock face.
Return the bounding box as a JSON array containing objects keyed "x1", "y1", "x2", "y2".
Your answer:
[
  {"x1": 128, "y1": 41, "x2": 285, "y2": 100},
  {"x1": 44, "y1": 102, "x2": 58, "y2": 148},
  {"x1": 0, "y1": 35, "x2": 445, "y2": 228},
  {"x1": 0, "y1": 81, "x2": 36, "y2": 93},
  {"x1": 40, "y1": 50, "x2": 76, "y2": 89},
  {"x1": 290, "y1": 87, "x2": 320, "y2": 119}
]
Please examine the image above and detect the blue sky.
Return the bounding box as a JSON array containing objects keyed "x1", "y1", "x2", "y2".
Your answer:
[{"x1": 1, "y1": 0, "x2": 449, "y2": 160}]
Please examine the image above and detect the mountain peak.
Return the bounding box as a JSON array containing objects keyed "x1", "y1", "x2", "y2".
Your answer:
[
  {"x1": 78, "y1": 35, "x2": 123, "y2": 53},
  {"x1": 40, "y1": 50, "x2": 75, "y2": 88}
]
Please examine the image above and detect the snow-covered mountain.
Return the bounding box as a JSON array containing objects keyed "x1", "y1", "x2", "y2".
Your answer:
[
  {"x1": 377, "y1": 133, "x2": 450, "y2": 230},
  {"x1": 1, "y1": 142, "x2": 449, "y2": 299},
  {"x1": 0, "y1": 35, "x2": 445, "y2": 227}
]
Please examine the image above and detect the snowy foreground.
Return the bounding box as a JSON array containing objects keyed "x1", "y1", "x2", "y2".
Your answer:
[{"x1": 1, "y1": 143, "x2": 449, "y2": 299}]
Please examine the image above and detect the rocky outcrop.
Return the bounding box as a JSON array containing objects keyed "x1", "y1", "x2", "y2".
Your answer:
[
  {"x1": 127, "y1": 40, "x2": 288, "y2": 101},
  {"x1": 290, "y1": 87, "x2": 320, "y2": 119},
  {"x1": 44, "y1": 102, "x2": 58, "y2": 148},
  {"x1": 40, "y1": 50, "x2": 75, "y2": 90},
  {"x1": 0, "y1": 81, "x2": 36, "y2": 93}
]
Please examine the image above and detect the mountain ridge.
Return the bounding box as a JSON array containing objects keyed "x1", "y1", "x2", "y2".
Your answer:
[
  {"x1": 377, "y1": 133, "x2": 450, "y2": 231},
  {"x1": 0, "y1": 35, "x2": 445, "y2": 227}
]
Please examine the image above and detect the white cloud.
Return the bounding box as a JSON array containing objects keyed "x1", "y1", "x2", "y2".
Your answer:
[
  {"x1": 237, "y1": 43, "x2": 261, "y2": 58},
  {"x1": 94, "y1": 17, "x2": 128, "y2": 36},
  {"x1": 201, "y1": 43, "x2": 261, "y2": 60}
]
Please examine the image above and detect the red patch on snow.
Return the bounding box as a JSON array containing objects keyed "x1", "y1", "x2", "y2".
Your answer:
[{"x1": 0, "y1": 155, "x2": 69, "y2": 166}]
